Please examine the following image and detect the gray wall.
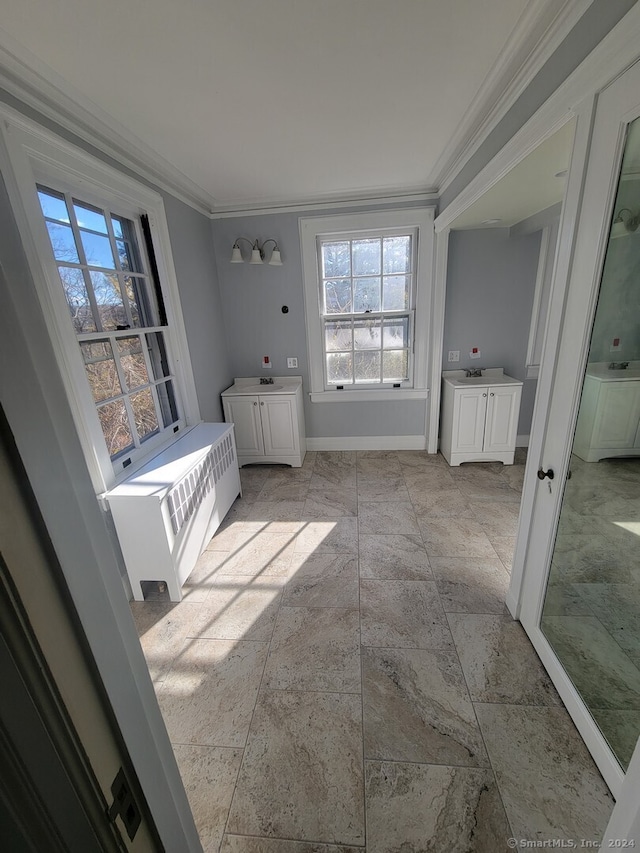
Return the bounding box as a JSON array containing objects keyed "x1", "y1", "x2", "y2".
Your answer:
[
  {"x1": 211, "y1": 206, "x2": 429, "y2": 440},
  {"x1": 440, "y1": 0, "x2": 637, "y2": 211},
  {"x1": 163, "y1": 195, "x2": 232, "y2": 421},
  {"x1": 443, "y1": 228, "x2": 542, "y2": 436}
]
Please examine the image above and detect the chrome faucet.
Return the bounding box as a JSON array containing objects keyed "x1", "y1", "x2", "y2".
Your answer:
[
  {"x1": 464, "y1": 368, "x2": 483, "y2": 377},
  {"x1": 259, "y1": 377, "x2": 274, "y2": 385}
]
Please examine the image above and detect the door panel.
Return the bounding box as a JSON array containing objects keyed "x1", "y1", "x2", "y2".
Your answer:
[
  {"x1": 453, "y1": 389, "x2": 486, "y2": 452},
  {"x1": 484, "y1": 386, "x2": 521, "y2": 452},
  {"x1": 519, "y1": 60, "x2": 640, "y2": 796},
  {"x1": 224, "y1": 397, "x2": 264, "y2": 456},
  {"x1": 261, "y1": 396, "x2": 298, "y2": 455}
]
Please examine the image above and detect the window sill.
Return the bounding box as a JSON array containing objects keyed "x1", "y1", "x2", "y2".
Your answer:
[{"x1": 310, "y1": 389, "x2": 429, "y2": 403}]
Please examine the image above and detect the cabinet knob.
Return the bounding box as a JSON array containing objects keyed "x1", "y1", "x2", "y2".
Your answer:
[
  {"x1": 482, "y1": 393, "x2": 487, "y2": 397},
  {"x1": 260, "y1": 401, "x2": 264, "y2": 406},
  {"x1": 253, "y1": 401, "x2": 257, "y2": 406},
  {"x1": 490, "y1": 392, "x2": 494, "y2": 397}
]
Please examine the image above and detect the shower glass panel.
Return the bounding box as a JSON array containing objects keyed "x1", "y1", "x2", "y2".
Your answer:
[{"x1": 540, "y1": 116, "x2": 640, "y2": 771}]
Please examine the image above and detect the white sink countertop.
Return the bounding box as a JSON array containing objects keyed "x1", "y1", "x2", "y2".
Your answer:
[
  {"x1": 222, "y1": 376, "x2": 303, "y2": 395},
  {"x1": 585, "y1": 361, "x2": 640, "y2": 381},
  {"x1": 442, "y1": 368, "x2": 522, "y2": 387}
]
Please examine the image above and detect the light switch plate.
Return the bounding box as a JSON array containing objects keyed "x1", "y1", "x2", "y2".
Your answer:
[
  {"x1": 448, "y1": 351, "x2": 460, "y2": 362},
  {"x1": 287, "y1": 357, "x2": 298, "y2": 368}
]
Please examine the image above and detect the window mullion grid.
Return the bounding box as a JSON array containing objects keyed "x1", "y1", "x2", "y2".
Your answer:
[
  {"x1": 63, "y1": 191, "x2": 103, "y2": 334},
  {"x1": 110, "y1": 334, "x2": 141, "y2": 448},
  {"x1": 104, "y1": 211, "x2": 135, "y2": 330},
  {"x1": 139, "y1": 331, "x2": 168, "y2": 433}
]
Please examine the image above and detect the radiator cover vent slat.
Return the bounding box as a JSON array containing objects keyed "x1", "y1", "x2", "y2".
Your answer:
[{"x1": 166, "y1": 434, "x2": 235, "y2": 536}]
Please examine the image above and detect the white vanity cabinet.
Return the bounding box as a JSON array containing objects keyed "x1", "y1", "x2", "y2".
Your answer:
[
  {"x1": 222, "y1": 377, "x2": 306, "y2": 467},
  {"x1": 440, "y1": 369, "x2": 523, "y2": 466},
  {"x1": 573, "y1": 364, "x2": 640, "y2": 461}
]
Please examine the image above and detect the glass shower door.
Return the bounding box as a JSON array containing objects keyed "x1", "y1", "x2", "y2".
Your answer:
[{"x1": 540, "y1": 115, "x2": 640, "y2": 771}]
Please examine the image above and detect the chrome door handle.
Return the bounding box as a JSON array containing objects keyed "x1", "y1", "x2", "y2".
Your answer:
[{"x1": 537, "y1": 468, "x2": 554, "y2": 480}]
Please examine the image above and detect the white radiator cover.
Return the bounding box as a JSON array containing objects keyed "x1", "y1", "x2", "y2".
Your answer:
[{"x1": 105, "y1": 423, "x2": 241, "y2": 601}]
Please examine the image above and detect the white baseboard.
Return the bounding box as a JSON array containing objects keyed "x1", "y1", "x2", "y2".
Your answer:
[
  {"x1": 306, "y1": 435, "x2": 427, "y2": 451},
  {"x1": 516, "y1": 434, "x2": 530, "y2": 447}
]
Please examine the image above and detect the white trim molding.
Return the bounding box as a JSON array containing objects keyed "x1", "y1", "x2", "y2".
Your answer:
[
  {"x1": 0, "y1": 104, "x2": 202, "y2": 493},
  {"x1": 299, "y1": 207, "x2": 435, "y2": 405},
  {"x1": 309, "y1": 389, "x2": 428, "y2": 404},
  {"x1": 307, "y1": 435, "x2": 428, "y2": 452},
  {"x1": 431, "y1": 0, "x2": 595, "y2": 194}
]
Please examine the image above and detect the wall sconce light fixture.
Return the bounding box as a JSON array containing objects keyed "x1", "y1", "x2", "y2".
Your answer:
[
  {"x1": 612, "y1": 208, "x2": 640, "y2": 239},
  {"x1": 230, "y1": 237, "x2": 282, "y2": 265}
]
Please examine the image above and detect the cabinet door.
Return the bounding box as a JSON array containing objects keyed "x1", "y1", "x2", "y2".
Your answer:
[
  {"x1": 484, "y1": 385, "x2": 521, "y2": 452},
  {"x1": 592, "y1": 381, "x2": 640, "y2": 449},
  {"x1": 451, "y1": 388, "x2": 487, "y2": 453},
  {"x1": 223, "y1": 397, "x2": 264, "y2": 456},
  {"x1": 260, "y1": 396, "x2": 299, "y2": 456}
]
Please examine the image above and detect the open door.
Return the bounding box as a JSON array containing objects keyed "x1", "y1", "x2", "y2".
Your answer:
[{"x1": 519, "y1": 58, "x2": 640, "y2": 801}]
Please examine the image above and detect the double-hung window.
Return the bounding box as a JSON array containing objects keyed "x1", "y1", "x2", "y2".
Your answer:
[
  {"x1": 1, "y1": 110, "x2": 199, "y2": 492},
  {"x1": 36, "y1": 186, "x2": 180, "y2": 461},
  {"x1": 300, "y1": 208, "x2": 434, "y2": 402},
  {"x1": 319, "y1": 231, "x2": 415, "y2": 387}
]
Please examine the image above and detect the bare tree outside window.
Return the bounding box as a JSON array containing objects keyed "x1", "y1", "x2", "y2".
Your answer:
[
  {"x1": 37, "y1": 186, "x2": 180, "y2": 459},
  {"x1": 319, "y1": 234, "x2": 413, "y2": 386}
]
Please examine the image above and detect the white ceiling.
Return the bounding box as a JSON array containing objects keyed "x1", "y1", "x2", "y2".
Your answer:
[{"x1": 0, "y1": 0, "x2": 582, "y2": 212}]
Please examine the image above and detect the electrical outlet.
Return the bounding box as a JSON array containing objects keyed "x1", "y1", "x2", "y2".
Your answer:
[
  {"x1": 448, "y1": 350, "x2": 460, "y2": 363},
  {"x1": 610, "y1": 337, "x2": 622, "y2": 352},
  {"x1": 470, "y1": 348, "x2": 481, "y2": 360},
  {"x1": 287, "y1": 357, "x2": 298, "y2": 368},
  {"x1": 262, "y1": 355, "x2": 272, "y2": 369}
]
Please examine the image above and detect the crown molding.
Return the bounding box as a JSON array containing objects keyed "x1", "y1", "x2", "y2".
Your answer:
[
  {"x1": 0, "y1": 33, "x2": 215, "y2": 216},
  {"x1": 210, "y1": 188, "x2": 438, "y2": 219},
  {"x1": 0, "y1": 2, "x2": 592, "y2": 219},
  {"x1": 430, "y1": 0, "x2": 594, "y2": 195}
]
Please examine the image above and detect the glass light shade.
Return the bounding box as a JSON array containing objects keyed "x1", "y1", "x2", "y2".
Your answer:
[
  {"x1": 250, "y1": 248, "x2": 263, "y2": 264},
  {"x1": 230, "y1": 245, "x2": 244, "y2": 263},
  {"x1": 269, "y1": 249, "x2": 283, "y2": 266}
]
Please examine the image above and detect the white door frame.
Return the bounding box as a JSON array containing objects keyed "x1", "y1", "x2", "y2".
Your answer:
[
  {"x1": 429, "y1": 0, "x2": 640, "y2": 832},
  {"x1": 430, "y1": 0, "x2": 640, "y2": 460},
  {"x1": 520, "y1": 56, "x2": 640, "y2": 800}
]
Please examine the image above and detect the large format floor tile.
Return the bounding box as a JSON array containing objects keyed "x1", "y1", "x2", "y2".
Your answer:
[
  {"x1": 173, "y1": 745, "x2": 243, "y2": 853},
  {"x1": 227, "y1": 690, "x2": 365, "y2": 846},
  {"x1": 430, "y1": 556, "x2": 509, "y2": 614},
  {"x1": 156, "y1": 639, "x2": 268, "y2": 747},
  {"x1": 365, "y1": 761, "x2": 511, "y2": 853},
  {"x1": 448, "y1": 614, "x2": 561, "y2": 705},
  {"x1": 284, "y1": 553, "x2": 359, "y2": 608},
  {"x1": 130, "y1": 449, "x2": 618, "y2": 852},
  {"x1": 359, "y1": 533, "x2": 432, "y2": 580},
  {"x1": 263, "y1": 606, "x2": 360, "y2": 693},
  {"x1": 360, "y1": 579, "x2": 453, "y2": 649},
  {"x1": 363, "y1": 646, "x2": 489, "y2": 767},
  {"x1": 475, "y1": 704, "x2": 614, "y2": 843}
]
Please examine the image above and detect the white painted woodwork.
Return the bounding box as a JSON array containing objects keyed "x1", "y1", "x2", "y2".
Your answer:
[
  {"x1": 440, "y1": 369, "x2": 522, "y2": 465},
  {"x1": 105, "y1": 423, "x2": 241, "y2": 602},
  {"x1": 222, "y1": 377, "x2": 306, "y2": 467},
  {"x1": 573, "y1": 365, "x2": 640, "y2": 461},
  {"x1": 222, "y1": 397, "x2": 265, "y2": 457}
]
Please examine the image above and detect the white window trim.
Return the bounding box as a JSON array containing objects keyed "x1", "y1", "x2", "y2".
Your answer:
[
  {"x1": 0, "y1": 105, "x2": 201, "y2": 494},
  {"x1": 300, "y1": 208, "x2": 434, "y2": 403}
]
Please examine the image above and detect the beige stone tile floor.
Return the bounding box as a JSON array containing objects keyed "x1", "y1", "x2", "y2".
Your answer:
[{"x1": 132, "y1": 449, "x2": 614, "y2": 852}]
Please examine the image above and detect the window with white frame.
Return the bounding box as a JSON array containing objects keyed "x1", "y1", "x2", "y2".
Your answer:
[
  {"x1": 0, "y1": 110, "x2": 200, "y2": 492},
  {"x1": 319, "y1": 231, "x2": 415, "y2": 386},
  {"x1": 300, "y1": 209, "x2": 434, "y2": 401},
  {"x1": 36, "y1": 185, "x2": 180, "y2": 460}
]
